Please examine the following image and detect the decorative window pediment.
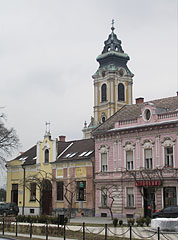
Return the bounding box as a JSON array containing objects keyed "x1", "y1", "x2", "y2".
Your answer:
[
  {"x1": 99, "y1": 145, "x2": 109, "y2": 153},
  {"x1": 142, "y1": 139, "x2": 154, "y2": 149},
  {"x1": 161, "y1": 137, "x2": 175, "y2": 147},
  {"x1": 123, "y1": 141, "x2": 135, "y2": 151}
]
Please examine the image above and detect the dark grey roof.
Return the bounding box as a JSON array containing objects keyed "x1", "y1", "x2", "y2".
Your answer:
[
  {"x1": 55, "y1": 138, "x2": 94, "y2": 163},
  {"x1": 16, "y1": 145, "x2": 37, "y2": 166},
  {"x1": 12, "y1": 138, "x2": 94, "y2": 166},
  {"x1": 92, "y1": 96, "x2": 178, "y2": 135}
]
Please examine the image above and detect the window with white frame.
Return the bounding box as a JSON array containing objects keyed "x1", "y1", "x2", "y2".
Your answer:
[
  {"x1": 101, "y1": 188, "x2": 107, "y2": 207},
  {"x1": 30, "y1": 183, "x2": 36, "y2": 201},
  {"x1": 165, "y1": 147, "x2": 173, "y2": 167},
  {"x1": 101, "y1": 153, "x2": 108, "y2": 172},
  {"x1": 127, "y1": 187, "x2": 134, "y2": 207},
  {"x1": 126, "y1": 151, "x2": 133, "y2": 170},
  {"x1": 145, "y1": 149, "x2": 152, "y2": 169}
]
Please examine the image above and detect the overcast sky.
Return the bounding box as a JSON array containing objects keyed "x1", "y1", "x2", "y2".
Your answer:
[{"x1": 0, "y1": 0, "x2": 177, "y2": 168}]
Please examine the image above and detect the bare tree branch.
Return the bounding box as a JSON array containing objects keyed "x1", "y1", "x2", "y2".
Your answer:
[
  {"x1": 97, "y1": 184, "x2": 122, "y2": 220},
  {"x1": 0, "y1": 114, "x2": 19, "y2": 166}
]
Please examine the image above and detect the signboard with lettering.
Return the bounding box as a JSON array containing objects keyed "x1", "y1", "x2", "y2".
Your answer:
[
  {"x1": 135, "y1": 180, "x2": 162, "y2": 187},
  {"x1": 75, "y1": 167, "x2": 86, "y2": 177}
]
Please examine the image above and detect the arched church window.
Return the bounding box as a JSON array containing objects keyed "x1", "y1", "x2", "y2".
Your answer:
[
  {"x1": 118, "y1": 83, "x2": 125, "y2": 101},
  {"x1": 44, "y1": 149, "x2": 49, "y2": 163},
  {"x1": 101, "y1": 84, "x2": 107, "y2": 102}
]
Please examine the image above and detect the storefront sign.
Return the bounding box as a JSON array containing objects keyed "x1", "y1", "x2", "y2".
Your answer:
[{"x1": 135, "y1": 180, "x2": 162, "y2": 187}]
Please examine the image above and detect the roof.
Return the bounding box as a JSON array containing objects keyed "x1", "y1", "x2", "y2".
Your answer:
[
  {"x1": 55, "y1": 138, "x2": 94, "y2": 163},
  {"x1": 92, "y1": 95, "x2": 178, "y2": 135},
  {"x1": 16, "y1": 145, "x2": 37, "y2": 166},
  {"x1": 11, "y1": 138, "x2": 94, "y2": 166}
]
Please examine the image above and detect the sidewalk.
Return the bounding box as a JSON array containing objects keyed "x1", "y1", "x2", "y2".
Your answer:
[
  {"x1": 0, "y1": 232, "x2": 76, "y2": 240},
  {"x1": 70, "y1": 216, "x2": 113, "y2": 224}
]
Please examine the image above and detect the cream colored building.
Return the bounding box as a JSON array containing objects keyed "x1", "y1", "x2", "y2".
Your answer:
[
  {"x1": 6, "y1": 132, "x2": 95, "y2": 216},
  {"x1": 83, "y1": 23, "x2": 134, "y2": 138}
]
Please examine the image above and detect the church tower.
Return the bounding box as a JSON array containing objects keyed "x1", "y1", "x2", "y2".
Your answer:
[{"x1": 83, "y1": 21, "x2": 134, "y2": 138}]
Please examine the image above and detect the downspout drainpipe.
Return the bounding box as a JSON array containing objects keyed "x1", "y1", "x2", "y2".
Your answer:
[{"x1": 22, "y1": 165, "x2": 25, "y2": 215}]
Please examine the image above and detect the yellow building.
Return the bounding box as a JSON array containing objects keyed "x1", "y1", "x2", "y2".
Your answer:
[
  {"x1": 6, "y1": 132, "x2": 95, "y2": 216},
  {"x1": 83, "y1": 22, "x2": 134, "y2": 138}
]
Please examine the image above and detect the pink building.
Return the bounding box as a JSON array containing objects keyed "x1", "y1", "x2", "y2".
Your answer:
[{"x1": 93, "y1": 95, "x2": 178, "y2": 218}]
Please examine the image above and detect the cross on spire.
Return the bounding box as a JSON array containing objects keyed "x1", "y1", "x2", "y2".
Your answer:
[
  {"x1": 45, "y1": 121, "x2": 50, "y2": 134},
  {"x1": 111, "y1": 19, "x2": 115, "y2": 32}
]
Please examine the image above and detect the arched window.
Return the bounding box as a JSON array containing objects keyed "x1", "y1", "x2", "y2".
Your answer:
[
  {"x1": 101, "y1": 84, "x2": 107, "y2": 102},
  {"x1": 118, "y1": 83, "x2": 125, "y2": 101},
  {"x1": 44, "y1": 149, "x2": 49, "y2": 163}
]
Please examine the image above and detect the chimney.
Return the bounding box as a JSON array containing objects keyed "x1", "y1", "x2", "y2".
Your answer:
[
  {"x1": 59, "y1": 136, "x2": 66, "y2": 142},
  {"x1": 136, "y1": 97, "x2": 144, "y2": 104}
]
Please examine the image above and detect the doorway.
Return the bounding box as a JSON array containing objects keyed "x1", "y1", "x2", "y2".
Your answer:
[
  {"x1": 144, "y1": 188, "x2": 155, "y2": 218},
  {"x1": 42, "y1": 180, "x2": 52, "y2": 215}
]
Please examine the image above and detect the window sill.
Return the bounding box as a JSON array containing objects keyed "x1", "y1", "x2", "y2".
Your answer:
[
  {"x1": 99, "y1": 206, "x2": 108, "y2": 209},
  {"x1": 56, "y1": 200, "x2": 64, "y2": 202},
  {"x1": 125, "y1": 207, "x2": 136, "y2": 209},
  {"x1": 29, "y1": 199, "x2": 36, "y2": 202},
  {"x1": 99, "y1": 171, "x2": 108, "y2": 174}
]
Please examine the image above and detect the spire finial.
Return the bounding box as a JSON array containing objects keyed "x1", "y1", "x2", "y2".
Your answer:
[
  {"x1": 45, "y1": 121, "x2": 51, "y2": 135},
  {"x1": 111, "y1": 19, "x2": 115, "y2": 32}
]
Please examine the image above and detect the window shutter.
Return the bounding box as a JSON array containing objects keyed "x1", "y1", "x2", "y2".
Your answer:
[
  {"x1": 101, "y1": 153, "x2": 107, "y2": 165},
  {"x1": 127, "y1": 187, "x2": 133, "y2": 195},
  {"x1": 126, "y1": 151, "x2": 133, "y2": 161},
  {"x1": 145, "y1": 149, "x2": 152, "y2": 158}
]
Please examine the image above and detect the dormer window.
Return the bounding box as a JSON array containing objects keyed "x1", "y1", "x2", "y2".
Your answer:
[
  {"x1": 44, "y1": 149, "x2": 49, "y2": 163},
  {"x1": 144, "y1": 109, "x2": 151, "y2": 121}
]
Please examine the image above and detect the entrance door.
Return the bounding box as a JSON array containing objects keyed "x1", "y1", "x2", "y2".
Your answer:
[
  {"x1": 11, "y1": 184, "x2": 18, "y2": 205},
  {"x1": 144, "y1": 188, "x2": 155, "y2": 218},
  {"x1": 42, "y1": 180, "x2": 52, "y2": 215}
]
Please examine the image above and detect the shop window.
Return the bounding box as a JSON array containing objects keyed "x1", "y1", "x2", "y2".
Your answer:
[
  {"x1": 57, "y1": 182, "x2": 63, "y2": 201},
  {"x1": 164, "y1": 187, "x2": 177, "y2": 207},
  {"x1": 118, "y1": 83, "x2": 125, "y2": 101},
  {"x1": 145, "y1": 149, "x2": 152, "y2": 169},
  {"x1": 126, "y1": 151, "x2": 133, "y2": 170},
  {"x1": 101, "y1": 153, "x2": 108, "y2": 172},
  {"x1": 77, "y1": 181, "x2": 86, "y2": 201},
  {"x1": 44, "y1": 149, "x2": 49, "y2": 163},
  {"x1": 101, "y1": 84, "x2": 107, "y2": 102},
  {"x1": 101, "y1": 188, "x2": 107, "y2": 207},
  {"x1": 127, "y1": 187, "x2": 134, "y2": 207},
  {"x1": 30, "y1": 183, "x2": 36, "y2": 201},
  {"x1": 165, "y1": 147, "x2": 173, "y2": 167}
]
